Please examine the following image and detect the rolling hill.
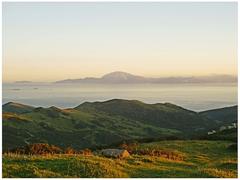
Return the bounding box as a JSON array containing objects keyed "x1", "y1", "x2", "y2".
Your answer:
[
  {"x1": 204, "y1": 128, "x2": 237, "y2": 142},
  {"x1": 3, "y1": 102, "x2": 34, "y2": 114},
  {"x1": 2, "y1": 99, "x2": 237, "y2": 151},
  {"x1": 200, "y1": 105, "x2": 237, "y2": 126}
]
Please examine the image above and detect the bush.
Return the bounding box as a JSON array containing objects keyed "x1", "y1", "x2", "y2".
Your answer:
[
  {"x1": 119, "y1": 142, "x2": 184, "y2": 160},
  {"x1": 79, "y1": 148, "x2": 92, "y2": 156},
  {"x1": 64, "y1": 147, "x2": 77, "y2": 154},
  {"x1": 133, "y1": 149, "x2": 184, "y2": 160},
  {"x1": 119, "y1": 142, "x2": 138, "y2": 154},
  {"x1": 228, "y1": 143, "x2": 237, "y2": 151},
  {"x1": 11, "y1": 143, "x2": 63, "y2": 155}
]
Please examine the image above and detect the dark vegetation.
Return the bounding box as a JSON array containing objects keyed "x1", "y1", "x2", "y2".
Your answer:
[
  {"x1": 7, "y1": 143, "x2": 92, "y2": 156},
  {"x1": 118, "y1": 142, "x2": 184, "y2": 161},
  {"x1": 201, "y1": 128, "x2": 237, "y2": 142},
  {"x1": 10, "y1": 143, "x2": 62, "y2": 155},
  {"x1": 3, "y1": 99, "x2": 237, "y2": 151},
  {"x1": 200, "y1": 105, "x2": 237, "y2": 126}
]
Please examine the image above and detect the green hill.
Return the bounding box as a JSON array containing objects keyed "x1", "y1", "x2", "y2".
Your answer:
[
  {"x1": 200, "y1": 105, "x2": 237, "y2": 126},
  {"x1": 3, "y1": 102, "x2": 34, "y2": 114},
  {"x1": 203, "y1": 128, "x2": 237, "y2": 142},
  {"x1": 76, "y1": 99, "x2": 215, "y2": 135},
  {"x1": 2, "y1": 99, "x2": 237, "y2": 151}
]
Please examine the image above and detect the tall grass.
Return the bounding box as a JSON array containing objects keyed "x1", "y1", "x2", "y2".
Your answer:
[{"x1": 3, "y1": 140, "x2": 237, "y2": 178}]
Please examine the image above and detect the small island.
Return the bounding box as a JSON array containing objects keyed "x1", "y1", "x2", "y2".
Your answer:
[{"x1": 15, "y1": 81, "x2": 32, "y2": 83}]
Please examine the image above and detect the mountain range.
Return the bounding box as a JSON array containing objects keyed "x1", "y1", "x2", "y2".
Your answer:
[
  {"x1": 3, "y1": 99, "x2": 237, "y2": 151},
  {"x1": 55, "y1": 71, "x2": 237, "y2": 84}
]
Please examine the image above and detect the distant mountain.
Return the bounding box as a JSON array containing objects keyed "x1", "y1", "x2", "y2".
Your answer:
[
  {"x1": 55, "y1": 71, "x2": 237, "y2": 84},
  {"x1": 101, "y1": 71, "x2": 147, "y2": 83},
  {"x1": 55, "y1": 71, "x2": 148, "y2": 84},
  {"x1": 3, "y1": 99, "x2": 237, "y2": 151}
]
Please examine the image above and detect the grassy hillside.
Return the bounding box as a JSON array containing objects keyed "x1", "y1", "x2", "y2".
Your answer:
[
  {"x1": 3, "y1": 100, "x2": 237, "y2": 151},
  {"x1": 76, "y1": 99, "x2": 215, "y2": 135},
  {"x1": 203, "y1": 128, "x2": 237, "y2": 142},
  {"x1": 3, "y1": 140, "x2": 237, "y2": 178},
  {"x1": 200, "y1": 105, "x2": 237, "y2": 126},
  {"x1": 3, "y1": 102, "x2": 34, "y2": 114}
]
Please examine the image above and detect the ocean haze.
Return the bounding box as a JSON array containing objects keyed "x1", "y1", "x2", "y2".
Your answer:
[{"x1": 3, "y1": 82, "x2": 237, "y2": 112}]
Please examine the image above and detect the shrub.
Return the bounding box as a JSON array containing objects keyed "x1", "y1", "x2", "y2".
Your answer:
[
  {"x1": 64, "y1": 147, "x2": 77, "y2": 154},
  {"x1": 133, "y1": 149, "x2": 185, "y2": 161},
  {"x1": 11, "y1": 143, "x2": 63, "y2": 155},
  {"x1": 119, "y1": 142, "x2": 138, "y2": 154},
  {"x1": 79, "y1": 148, "x2": 92, "y2": 156},
  {"x1": 27, "y1": 143, "x2": 62, "y2": 155},
  {"x1": 119, "y1": 142, "x2": 184, "y2": 160}
]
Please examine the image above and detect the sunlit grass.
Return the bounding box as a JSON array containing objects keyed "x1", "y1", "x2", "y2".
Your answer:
[{"x1": 3, "y1": 140, "x2": 237, "y2": 178}]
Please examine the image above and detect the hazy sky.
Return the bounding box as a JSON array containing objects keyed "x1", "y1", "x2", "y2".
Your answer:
[{"x1": 3, "y1": 2, "x2": 237, "y2": 82}]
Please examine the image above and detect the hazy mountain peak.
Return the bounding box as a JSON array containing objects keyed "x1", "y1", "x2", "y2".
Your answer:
[
  {"x1": 100, "y1": 71, "x2": 145, "y2": 83},
  {"x1": 55, "y1": 71, "x2": 237, "y2": 84},
  {"x1": 102, "y1": 71, "x2": 142, "y2": 79}
]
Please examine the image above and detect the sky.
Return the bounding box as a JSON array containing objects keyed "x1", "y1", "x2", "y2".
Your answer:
[{"x1": 3, "y1": 2, "x2": 237, "y2": 82}]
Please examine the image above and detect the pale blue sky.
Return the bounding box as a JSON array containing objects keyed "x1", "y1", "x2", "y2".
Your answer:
[{"x1": 3, "y1": 2, "x2": 237, "y2": 82}]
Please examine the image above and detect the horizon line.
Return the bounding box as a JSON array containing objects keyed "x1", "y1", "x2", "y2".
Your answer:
[{"x1": 3, "y1": 71, "x2": 238, "y2": 83}]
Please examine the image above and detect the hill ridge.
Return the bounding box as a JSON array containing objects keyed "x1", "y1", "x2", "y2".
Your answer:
[{"x1": 3, "y1": 99, "x2": 237, "y2": 150}]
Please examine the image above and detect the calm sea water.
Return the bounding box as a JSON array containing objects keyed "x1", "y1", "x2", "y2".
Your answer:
[{"x1": 2, "y1": 83, "x2": 237, "y2": 111}]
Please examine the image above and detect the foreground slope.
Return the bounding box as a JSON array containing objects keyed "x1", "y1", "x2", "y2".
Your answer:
[
  {"x1": 3, "y1": 100, "x2": 237, "y2": 151},
  {"x1": 3, "y1": 140, "x2": 237, "y2": 178}
]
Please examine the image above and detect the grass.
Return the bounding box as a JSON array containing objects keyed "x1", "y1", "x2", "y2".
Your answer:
[
  {"x1": 3, "y1": 100, "x2": 237, "y2": 151},
  {"x1": 3, "y1": 154, "x2": 128, "y2": 178},
  {"x1": 3, "y1": 140, "x2": 237, "y2": 178}
]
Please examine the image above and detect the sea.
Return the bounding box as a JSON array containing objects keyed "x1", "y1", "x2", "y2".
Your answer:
[{"x1": 2, "y1": 83, "x2": 237, "y2": 112}]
